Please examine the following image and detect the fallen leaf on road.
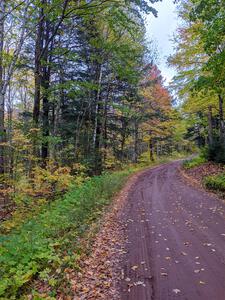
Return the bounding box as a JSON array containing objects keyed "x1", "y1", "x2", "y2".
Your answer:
[
  {"x1": 184, "y1": 241, "x2": 190, "y2": 246},
  {"x1": 134, "y1": 281, "x2": 146, "y2": 287},
  {"x1": 173, "y1": 288, "x2": 181, "y2": 294},
  {"x1": 165, "y1": 256, "x2": 171, "y2": 260}
]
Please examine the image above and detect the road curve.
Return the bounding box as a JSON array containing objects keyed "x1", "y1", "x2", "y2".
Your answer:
[{"x1": 119, "y1": 161, "x2": 225, "y2": 300}]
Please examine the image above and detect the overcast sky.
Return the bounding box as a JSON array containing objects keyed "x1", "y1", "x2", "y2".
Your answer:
[{"x1": 145, "y1": 0, "x2": 179, "y2": 85}]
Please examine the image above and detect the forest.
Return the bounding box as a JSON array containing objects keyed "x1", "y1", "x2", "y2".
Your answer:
[
  {"x1": 0, "y1": 0, "x2": 188, "y2": 212},
  {"x1": 0, "y1": 0, "x2": 224, "y2": 299}
]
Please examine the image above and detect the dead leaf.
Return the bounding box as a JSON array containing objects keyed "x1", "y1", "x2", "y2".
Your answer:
[
  {"x1": 131, "y1": 265, "x2": 138, "y2": 271},
  {"x1": 134, "y1": 281, "x2": 146, "y2": 287},
  {"x1": 172, "y1": 288, "x2": 181, "y2": 294}
]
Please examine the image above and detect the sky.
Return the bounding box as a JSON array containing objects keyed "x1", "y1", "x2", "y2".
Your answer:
[{"x1": 145, "y1": 0, "x2": 179, "y2": 85}]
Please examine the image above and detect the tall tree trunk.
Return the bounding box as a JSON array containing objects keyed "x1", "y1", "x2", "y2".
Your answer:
[
  {"x1": 218, "y1": 94, "x2": 225, "y2": 145},
  {"x1": 93, "y1": 64, "x2": 103, "y2": 174},
  {"x1": 0, "y1": 0, "x2": 5, "y2": 175},
  {"x1": 93, "y1": 64, "x2": 102, "y2": 148},
  {"x1": 33, "y1": 1, "x2": 44, "y2": 126},
  {"x1": 41, "y1": 76, "x2": 50, "y2": 162},
  {"x1": 102, "y1": 81, "x2": 111, "y2": 163},
  {"x1": 121, "y1": 118, "x2": 128, "y2": 162},
  {"x1": 149, "y1": 136, "x2": 154, "y2": 162},
  {"x1": 207, "y1": 105, "x2": 213, "y2": 147},
  {"x1": 133, "y1": 119, "x2": 138, "y2": 163},
  {"x1": 41, "y1": 19, "x2": 51, "y2": 164}
]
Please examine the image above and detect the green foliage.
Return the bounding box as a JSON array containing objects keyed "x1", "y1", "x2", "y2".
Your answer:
[
  {"x1": 204, "y1": 173, "x2": 225, "y2": 192},
  {"x1": 0, "y1": 170, "x2": 131, "y2": 299},
  {"x1": 204, "y1": 142, "x2": 225, "y2": 164},
  {"x1": 183, "y1": 155, "x2": 206, "y2": 169}
]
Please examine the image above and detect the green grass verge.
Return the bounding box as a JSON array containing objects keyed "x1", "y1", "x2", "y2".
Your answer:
[
  {"x1": 0, "y1": 154, "x2": 187, "y2": 299},
  {"x1": 0, "y1": 170, "x2": 133, "y2": 299},
  {"x1": 183, "y1": 156, "x2": 206, "y2": 169},
  {"x1": 204, "y1": 173, "x2": 225, "y2": 192}
]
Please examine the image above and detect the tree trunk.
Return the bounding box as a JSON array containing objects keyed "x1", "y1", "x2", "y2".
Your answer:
[
  {"x1": 41, "y1": 78, "x2": 50, "y2": 162},
  {"x1": 33, "y1": 1, "x2": 44, "y2": 126},
  {"x1": 149, "y1": 136, "x2": 154, "y2": 162},
  {"x1": 41, "y1": 18, "x2": 51, "y2": 164},
  {"x1": 156, "y1": 141, "x2": 160, "y2": 156},
  {"x1": 207, "y1": 105, "x2": 213, "y2": 147},
  {"x1": 93, "y1": 64, "x2": 102, "y2": 148},
  {"x1": 93, "y1": 64, "x2": 103, "y2": 174},
  {"x1": 218, "y1": 94, "x2": 225, "y2": 145},
  {"x1": 121, "y1": 118, "x2": 128, "y2": 162},
  {"x1": 133, "y1": 120, "x2": 138, "y2": 163},
  {"x1": 102, "y1": 81, "x2": 111, "y2": 163},
  {"x1": 0, "y1": 1, "x2": 5, "y2": 175}
]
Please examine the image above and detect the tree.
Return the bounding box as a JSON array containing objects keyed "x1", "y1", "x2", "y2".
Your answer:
[{"x1": 169, "y1": 0, "x2": 225, "y2": 159}]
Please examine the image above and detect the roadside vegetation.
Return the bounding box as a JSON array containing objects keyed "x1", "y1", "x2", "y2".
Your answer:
[
  {"x1": 0, "y1": 153, "x2": 185, "y2": 299},
  {"x1": 204, "y1": 173, "x2": 225, "y2": 193},
  {"x1": 183, "y1": 153, "x2": 225, "y2": 196},
  {"x1": 0, "y1": 1, "x2": 193, "y2": 298},
  {"x1": 0, "y1": 169, "x2": 131, "y2": 298},
  {"x1": 183, "y1": 156, "x2": 206, "y2": 169},
  {"x1": 171, "y1": 0, "x2": 225, "y2": 195},
  {"x1": 0, "y1": 0, "x2": 224, "y2": 298}
]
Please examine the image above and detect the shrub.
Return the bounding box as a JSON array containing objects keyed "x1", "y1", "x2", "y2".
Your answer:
[
  {"x1": 0, "y1": 170, "x2": 130, "y2": 299},
  {"x1": 204, "y1": 141, "x2": 225, "y2": 163},
  {"x1": 183, "y1": 156, "x2": 206, "y2": 169},
  {"x1": 204, "y1": 173, "x2": 225, "y2": 192}
]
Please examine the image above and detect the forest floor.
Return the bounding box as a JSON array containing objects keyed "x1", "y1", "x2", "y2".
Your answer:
[
  {"x1": 182, "y1": 161, "x2": 225, "y2": 191},
  {"x1": 71, "y1": 160, "x2": 225, "y2": 300}
]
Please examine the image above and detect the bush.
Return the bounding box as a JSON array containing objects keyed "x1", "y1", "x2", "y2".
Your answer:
[
  {"x1": 204, "y1": 141, "x2": 225, "y2": 163},
  {"x1": 183, "y1": 156, "x2": 206, "y2": 169},
  {"x1": 0, "y1": 170, "x2": 130, "y2": 299},
  {"x1": 204, "y1": 173, "x2": 225, "y2": 192}
]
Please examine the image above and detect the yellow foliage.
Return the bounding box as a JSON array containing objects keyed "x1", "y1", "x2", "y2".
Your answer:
[{"x1": 11, "y1": 162, "x2": 73, "y2": 202}]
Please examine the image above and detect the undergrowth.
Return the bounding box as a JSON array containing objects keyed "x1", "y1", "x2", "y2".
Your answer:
[
  {"x1": 204, "y1": 173, "x2": 225, "y2": 192},
  {"x1": 0, "y1": 153, "x2": 188, "y2": 299},
  {"x1": 183, "y1": 156, "x2": 206, "y2": 169},
  {"x1": 0, "y1": 170, "x2": 131, "y2": 299}
]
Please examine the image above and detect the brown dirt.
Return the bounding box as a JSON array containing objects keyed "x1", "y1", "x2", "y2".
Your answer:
[
  {"x1": 119, "y1": 161, "x2": 225, "y2": 300},
  {"x1": 184, "y1": 162, "x2": 225, "y2": 187},
  {"x1": 66, "y1": 170, "x2": 148, "y2": 300}
]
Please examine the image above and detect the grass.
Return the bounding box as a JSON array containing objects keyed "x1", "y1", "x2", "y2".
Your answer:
[
  {"x1": 204, "y1": 173, "x2": 225, "y2": 192},
  {"x1": 0, "y1": 153, "x2": 188, "y2": 299},
  {"x1": 183, "y1": 156, "x2": 206, "y2": 169},
  {"x1": 0, "y1": 170, "x2": 132, "y2": 299}
]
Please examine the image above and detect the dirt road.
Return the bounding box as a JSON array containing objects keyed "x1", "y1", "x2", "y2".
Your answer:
[{"x1": 119, "y1": 161, "x2": 225, "y2": 300}]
